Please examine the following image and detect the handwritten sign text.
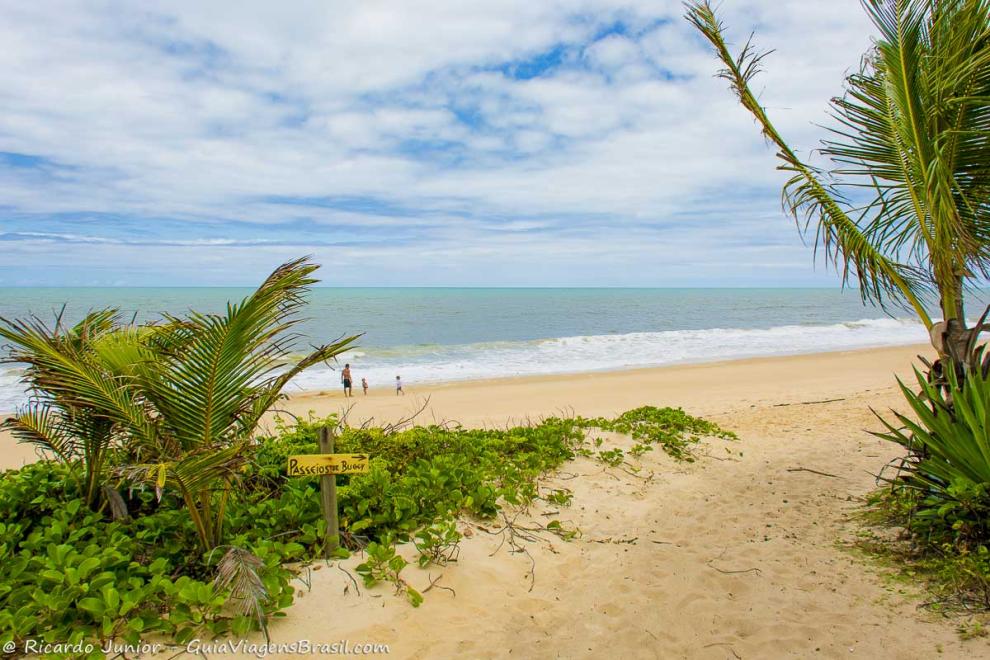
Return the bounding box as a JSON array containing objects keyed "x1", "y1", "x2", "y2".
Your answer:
[{"x1": 287, "y1": 454, "x2": 369, "y2": 476}]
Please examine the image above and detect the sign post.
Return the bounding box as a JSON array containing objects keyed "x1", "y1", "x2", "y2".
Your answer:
[
  {"x1": 319, "y1": 426, "x2": 339, "y2": 556},
  {"x1": 285, "y1": 426, "x2": 369, "y2": 558}
]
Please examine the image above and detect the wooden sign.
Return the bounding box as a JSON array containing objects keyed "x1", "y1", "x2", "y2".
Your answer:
[
  {"x1": 287, "y1": 453, "x2": 369, "y2": 476},
  {"x1": 291, "y1": 427, "x2": 360, "y2": 556}
]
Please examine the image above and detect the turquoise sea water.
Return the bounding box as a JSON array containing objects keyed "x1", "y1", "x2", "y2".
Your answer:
[{"x1": 0, "y1": 287, "x2": 976, "y2": 412}]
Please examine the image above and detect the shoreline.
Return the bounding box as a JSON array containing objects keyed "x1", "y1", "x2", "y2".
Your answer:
[
  {"x1": 1, "y1": 343, "x2": 931, "y2": 471},
  {"x1": 267, "y1": 342, "x2": 932, "y2": 436},
  {"x1": 5, "y1": 339, "x2": 981, "y2": 657},
  {"x1": 292, "y1": 341, "x2": 933, "y2": 398}
]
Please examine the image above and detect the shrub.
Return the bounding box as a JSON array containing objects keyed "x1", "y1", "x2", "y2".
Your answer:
[
  {"x1": 874, "y1": 362, "x2": 990, "y2": 547},
  {"x1": 870, "y1": 360, "x2": 990, "y2": 609},
  {"x1": 1, "y1": 405, "x2": 732, "y2": 652}
]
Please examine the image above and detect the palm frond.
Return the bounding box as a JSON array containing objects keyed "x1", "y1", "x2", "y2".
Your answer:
[
  {"x1": 686, "y1": 1, "x2": 936, "y2": 326},
  {"x1": 0, "y1": 314, "x2": 157, "y2": 444},
  {"x1": 825, "y1": 0, "x2": 990, "y2": 305},
  {"x1": 67, "y1": 309, "x2": 121, "y2": 344},
  {"x1": 142, "y1": 318, "x2": 198, "y2": 357},
  {"x1": 123, "y1": 444, "x2": 247, "y2": 495},
  {"x1": 101, "y1": 484, "x2": 130, "y2": 521},
  {"x1": 1, "y1": 406, "x2": 79, "y2": 462},
  {"x1": 213, "y1": 547, "x2": 270, "y2": 637},
  {"x1": 169, "y1": 444, "x2": 247, "y2": 493},
  {"x1": 240, "y1": 333, "x2": 361, "y2": 433},
  {"x1": 146, "y1": 257, "x2": 321, "y2": 450}
]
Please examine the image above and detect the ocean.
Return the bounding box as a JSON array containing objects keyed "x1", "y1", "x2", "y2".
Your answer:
[{"x1": 0, "y1": 287, "x2": 963, "y2": 412}]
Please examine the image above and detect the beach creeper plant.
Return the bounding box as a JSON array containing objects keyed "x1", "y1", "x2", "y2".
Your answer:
[
  {"x1": 686, "y1": 0, "x2": 990, "y2": 371},
  {"x1": 1, "y1": 404, "x2": 735, "y2": 648},
  {"x1": 0, "y1": 257, "x2": 359, "y2": 551}
]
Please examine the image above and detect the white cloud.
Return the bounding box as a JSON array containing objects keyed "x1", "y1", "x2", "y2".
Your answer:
[{"x1": 0, "y1": 0, "x2": 877, "y2": 285}]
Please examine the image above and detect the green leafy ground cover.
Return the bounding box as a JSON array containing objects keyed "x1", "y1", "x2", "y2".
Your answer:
[{"x1": 0, "y1": 406, "x2": 733, "y2": 657}]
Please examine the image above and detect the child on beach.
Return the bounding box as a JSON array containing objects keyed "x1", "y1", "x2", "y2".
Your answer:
[
  {"x1": 361, "y1": 377, "x2": 368, "y2": 395},
  {"x1": 395, "y1": 375, "x2": 404, "y2": 396}
]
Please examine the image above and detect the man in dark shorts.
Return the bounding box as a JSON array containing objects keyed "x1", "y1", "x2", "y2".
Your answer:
[{"x1": 341, "y1": 363, "x2": 353, "y2": 397}]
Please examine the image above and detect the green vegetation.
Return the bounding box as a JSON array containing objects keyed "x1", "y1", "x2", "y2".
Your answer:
[
  {"x1": 354, "y1": 535, "x2": 423, "y2": 607},
  {"x1": 0, "y1": 256, "x2": 736, "y2": 654},
  {"x1": 413, "y1": 520, "x2": 462, "y2": 567},
  {"x1": 858, "y1": 488, "x2": 990, "y2": 613},
  {"x1": 0, "y1": 258, "x2": 358, "y2": 551},
  {"x1": 577, "y1": 405, "x2": 737, "y2": 462},
  {"x1": 875, "y1": 356, "x2": 990, "y2": 544},
  {"x1": 863, "y1": 353, "x2": 990, "y2": 610},
  {"x1": 686, "y1": 0, "x2": 990, "y2": 369},
  {"x1": 0, "y1": 460, "x2": 299, "y2": 650},
  {"x1": 0, "y1": 399, "x2": 734, "y2": 654}
]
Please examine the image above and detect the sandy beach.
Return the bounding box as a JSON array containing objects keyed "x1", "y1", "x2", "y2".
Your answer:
[
  {"x1": 7, "y1": 343, "x2": 987, "y2": 658},
  {"x1": 263, "y1": 343, "x2": 984, "y2": 659},
  {"x1": 0, "y1": 344, "x2": 929, "y2": 471},
  {"x1": 5, "y1": 0, "x2": 988, "y2": 656},
  {"x1": 272, "y1": 343, "x2": 933, "y2": 433}
]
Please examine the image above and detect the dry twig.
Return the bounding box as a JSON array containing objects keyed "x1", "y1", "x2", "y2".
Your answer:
[
  {"x1": 786, "y1": 467, "x2": 842, "y2": 479},
  {"x1": 773, "y1": 397, "x2": 845, "y2": 407},
  {"x1": 422, "y1": 573, "x2": 456, "y2": 597}
]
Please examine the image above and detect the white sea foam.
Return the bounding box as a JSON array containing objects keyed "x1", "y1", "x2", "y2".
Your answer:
[
  {"x1": 0, "y1": 316, "x2": 935, "y2": 412},
  {"x1": 285, "y1": 316, "x2": 931, "y2": 394},
  {"x1": 0, "y1": 367, "x2": 26, "y2": 415}
]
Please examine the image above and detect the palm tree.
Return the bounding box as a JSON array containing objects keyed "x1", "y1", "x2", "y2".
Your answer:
[
  {"x1": 0, "y1": 309, "x2": 133, "y2": 508},
  {"x1": 122, "y1": 257, "x2": 359, "y2": 550},
  {"x1": 2, "y1": 258, "x2": 359, "y2": 550},
  {"x1": 685, "y1": 0, "x2": 990, "y2": 369}
]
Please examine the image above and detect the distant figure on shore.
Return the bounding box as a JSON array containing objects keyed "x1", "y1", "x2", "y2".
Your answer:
[
  {"x1": 341, "y1": 363, "x2": 353, "y2": 398},
  {"x1": 396, "y1": 375, "x2": 404, "y2": 396},
  {"x1": 361, "y1": 377, "x2": 368, "y2": 395}
]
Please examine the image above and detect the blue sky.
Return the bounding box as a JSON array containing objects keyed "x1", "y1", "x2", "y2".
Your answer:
[{"x1": 0, "y1": 1, "x2": 876, "y2": 286}]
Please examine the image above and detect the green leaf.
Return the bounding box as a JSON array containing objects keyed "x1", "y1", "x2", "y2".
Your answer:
[{"x1": 76, "y1": 597, "x2": 105, "y2": 617}]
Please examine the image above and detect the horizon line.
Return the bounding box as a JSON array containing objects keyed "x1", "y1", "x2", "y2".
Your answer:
[{"x1": 0, "y1": 284, "x2": 858, "y2": 291}]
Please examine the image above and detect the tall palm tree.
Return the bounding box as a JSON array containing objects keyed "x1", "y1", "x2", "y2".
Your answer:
[
  {"x1": 2, "y1": 258, "x2": 359, "y2": 550},
  {"x1": 685, "y1": 0, "x2": 990, "y2": 368}
]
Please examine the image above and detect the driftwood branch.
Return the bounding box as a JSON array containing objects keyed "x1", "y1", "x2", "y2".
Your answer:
[
  {"x1": 773, "y1": 397, "x2": 845, "y2": 407},
  {"x1": 334, "y1": 561, "x2": 361, "y2": 596},
  {"x1": 786, "y1": 466, "x2": 842, "y2": 479},
  {"x1": 380, "y1": 396, "x2": 433, "y2": 435},
  {"x1": 706, "y1": 547, "x2": 763, "y2": 576}
]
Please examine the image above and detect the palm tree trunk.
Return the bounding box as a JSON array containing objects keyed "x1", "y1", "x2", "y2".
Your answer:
[{"x1": 931, "y1": 276, "x2": 987, "y2": 372}]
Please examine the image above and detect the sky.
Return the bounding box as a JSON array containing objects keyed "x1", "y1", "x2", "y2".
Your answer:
[{"x1": 0, "y1": 0, "x2": 878, "y2": 287}]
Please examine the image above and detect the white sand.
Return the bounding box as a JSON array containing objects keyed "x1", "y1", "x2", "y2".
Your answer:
[{"x1": 6, "y1": 344, "x2": 988, "y2": 657}]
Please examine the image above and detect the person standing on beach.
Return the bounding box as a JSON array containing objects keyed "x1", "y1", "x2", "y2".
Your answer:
[
  {"x1": 395, "y1": 375, "x2": 404, "y2": 396},
  {"x1": 341, "y1": 363, "x2": 353, "y2": 398},
  {"x1": 361, "y1": 377, "x2": 368, "y2": 395}
]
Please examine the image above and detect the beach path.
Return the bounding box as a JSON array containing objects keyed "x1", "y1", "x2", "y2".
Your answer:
[{"x1": 251, "y1": 345, "x2": 985, "y2": 659}]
